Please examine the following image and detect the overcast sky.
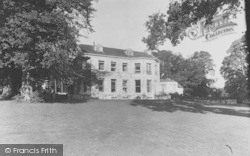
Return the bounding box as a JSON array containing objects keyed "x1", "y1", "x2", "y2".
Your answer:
[{"x1": 80, "y1": 0, "x2": 246, "y2": 88}]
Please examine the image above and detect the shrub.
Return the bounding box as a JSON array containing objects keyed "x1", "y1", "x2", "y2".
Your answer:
[{"x1": 14, "y1": 91, "x2": 44, "y2": 103}]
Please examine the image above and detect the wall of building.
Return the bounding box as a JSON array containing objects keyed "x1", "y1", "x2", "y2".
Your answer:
[
  {"x1": 85, "y1": 54, "x2": 160, "y2": 99},
  {"x1": 157, "y1": 81, "x2": 184, "y2": 95}
]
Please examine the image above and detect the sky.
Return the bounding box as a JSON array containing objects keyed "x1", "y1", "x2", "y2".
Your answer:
[{"x1": 80, "y1": 0, "x2": 247, "y2": 88}]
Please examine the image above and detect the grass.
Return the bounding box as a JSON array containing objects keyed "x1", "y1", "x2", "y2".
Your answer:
[{"x1": 0, "y1": 99, "x2": 250, "y2": 155}]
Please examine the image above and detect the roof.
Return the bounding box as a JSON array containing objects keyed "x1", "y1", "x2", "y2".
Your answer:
[
  {"x1": 79, "y1": 44, "x2": 155, "y2": 59},
  {"x1": 160, "y1": 79, "x2": 184, "y2": 88},
  {"x1": 178, "y1": 84, "x2": 183, "y2": 88},
  {"x1": 160, "y1": 79, "x2": 177, "y2": 82}
]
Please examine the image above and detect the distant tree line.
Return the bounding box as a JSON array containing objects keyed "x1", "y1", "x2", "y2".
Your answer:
[
  {"x1": 153, "y1": 34, "x2": 248, "y2": 103},
  {"x1": 153, "y1": 50, "x2": 216, "y2": 98}
]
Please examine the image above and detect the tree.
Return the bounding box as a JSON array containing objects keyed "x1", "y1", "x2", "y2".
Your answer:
[
  {"x1": 0, "y1": 0, "x2": 96, "y2": 98},
  {"x1": 143, "y1": 0, "x2": 250, "y2": 96},
  {"x1": 186, "y1": 51, "x2": 215, "y2": 97},
  {"x1": 220, "y1": 35, "x2": 248, "y2": 103},
  {"x1": 143, "y1": 0, "x2": 243, "y2": 49},
  {"x1": 153, "y1": 50, "x2": 185, "y2": 80},
  {"x1": 208, "y1": 88, "x2": 223, "y2": 99},
  {"x1": 154, "y1": 50, "x2": 215, "y2": 98}
]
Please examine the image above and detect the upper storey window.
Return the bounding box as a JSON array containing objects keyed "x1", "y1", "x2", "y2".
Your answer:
[
  {"x1": 135, "y1": 63, "x2": 141, "y2": 73},
  {"x1": 146, "y1": 63, "x2": 152, "y2": 74},
  {"x1": 122, "y1": 63, "x2": 128, "y2": 72},
  {"x1": 125, "y1": 49, "x2": 134, "y2": 56},
  {"x1": 155, "y1": 64, "x2": 158, "y2": 75},
  {"x1": 99, "y1": 60, "x2": 104, "y2": 70},
  {"x1": 111, "y1": 61, "x2": 116, "y2": 71}
]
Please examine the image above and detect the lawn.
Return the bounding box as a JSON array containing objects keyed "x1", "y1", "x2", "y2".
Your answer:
[{"x1": 0, "y1": 99, "x2": 250, "y2": 156}]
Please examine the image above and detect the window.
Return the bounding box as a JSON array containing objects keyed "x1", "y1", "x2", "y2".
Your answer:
[
  {"x1": 135, "y1": 63, "x2": 141, "y2": 73},
  {"x1": 146, "y1": 63, "x2": 152, "y2": 74},
  {"x1": 122, "y1": 63, "x2": 128, "y2": 72},
  {"x1": 81, "y1": 81, "x2": 88, "y2": 92},
  {"x1": 111, "y1": 79, "x2": 116, "y2": 92},
  {"x1": 161, "y1": 84, "x2": 166, "y2": 92},
  {"x1": 111, "y1": 61, "x2": 116, "y2": 71},
  {"x1": 55, "y1": 80, "x2": 67, "y2": 93},
  {"x1": 99, "y1": 60, "x2": 104, "y2": 70},
  {"x1": 155, "y1": 64, "x2": 158, "y2": 75},
  {"x1": 94, "y1": 44, "x2": 103, "y2": 52},
  {"x1": 135, "y1": 80, "x2": 141, "y2": 93},
  {"x1": 98, "y1": 79, "x2": 104, "y2": 92},
  {"x1": 125, "y1": 49, "x2": 134, "y2": 56},
  {"x1": 96, "y1": 45, "x2": 103, "y2": 52},
  {"x1": 147, "y1": 80, "x2": 152, "y2": 93},
  {"x1": 123, "y1": 80, "x2": 128, "y2": 92},
  {"x1": 82, "y1": 61, "x2": 87, "y2": 69}
]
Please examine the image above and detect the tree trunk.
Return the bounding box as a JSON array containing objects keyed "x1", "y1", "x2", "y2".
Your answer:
[
  {"x1": 20, "y1": 83, "x2": 33, "y2": 102},
  {"x1": 246, "y1": 0, "x2": 250, "y2": 96},
  {"x1": 20, "y1": 71, "x2": 33, "y2": 102},
  {"x1": 8, "y1": 68, "x2": 23, "y2": 97}
]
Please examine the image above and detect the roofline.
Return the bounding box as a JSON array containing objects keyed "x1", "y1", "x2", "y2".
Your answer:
[
  {"x1": 84, "y1": 52, "x2": 159, "y2": 61},
  {"x1": 80, "y1": 44, "x2": 160, "y2": 62}
]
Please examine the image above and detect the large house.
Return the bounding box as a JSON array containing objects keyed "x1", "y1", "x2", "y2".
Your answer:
[
  {"x1": 81, "y1": 44, "x2": 160, "y2": 99},
  {"x1": 53, "y1": 44, "x2": 184, "y2": 99}
]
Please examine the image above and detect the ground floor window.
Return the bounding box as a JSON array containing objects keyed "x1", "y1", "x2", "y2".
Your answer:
[
  {"x1": 123, "y1": 80, "x2": 128, "y2": 92},
  {"x1": 111, "y1": 79, "x2": 116, "y2": 92},
  {"x1": 135, "y1": 80, "x2": 141, "y2": 93},
  {"x1": 161, "y1": 84, "x2": 166, "y2": 92},
  {"x1": 98, "y1": 79, "x2": 104, "y2": 92},
  {"x1": 80, "y1": 81, "x2": 88, "y2": 93},
  {"x1": 147, "y1": 80, "x2": 152, "y2": 93},
  {"x1": 54, "y1": 80, "x2": 67, "y2": 93}
]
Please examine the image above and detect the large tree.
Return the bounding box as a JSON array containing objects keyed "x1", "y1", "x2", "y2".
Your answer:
[
  {"x1": 0, "y1": 0, "x2": 96, "y2": 96},
  {"x1": 186, "y1": 51, "x2": 215, "y2": 97},
  {"x1": 220, "y1": 35, "x2": 248, "y2": 103},
  {"x1": 143, "y1": 0, "x2": 244, "y2": 49}
]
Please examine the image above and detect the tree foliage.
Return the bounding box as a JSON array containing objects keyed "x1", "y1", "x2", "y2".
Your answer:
[
  {"x1": 143, "y1": 0, "x2": 243, "y2": 50},
  {"x1": 154, "y1": 50, "x2": 215, "y2": 97},
  {"x1": 220, "y1": 35, "x2": 248, "y2": 103},
  {"x1": 0, "y1": 0, "x2": 96, "y2": 95}
]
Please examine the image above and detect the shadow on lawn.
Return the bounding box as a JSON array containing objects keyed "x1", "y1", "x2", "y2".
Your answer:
[
  {"x1": 43, "y1": 97, "x2": 91, "y2": 104},
  {"x1": 130, "y1": 100, "x2": 250, "y2": 118}
]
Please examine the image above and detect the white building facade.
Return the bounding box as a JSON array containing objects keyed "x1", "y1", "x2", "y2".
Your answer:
[
  {"x1": 81, "y1": 44, "x2": 161, "y2": 99},
  {"x1": 159, "y1": 79, "x2": 184, "y2": 95}
]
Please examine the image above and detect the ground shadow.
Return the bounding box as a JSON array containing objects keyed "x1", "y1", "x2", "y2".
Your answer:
[
  {"x1": 130, "y1": 100, "x2": 250, "y2": 118},
  {"x1": 49, "y1": 98, "x2": 89, "y2": 104},
  {"x1": 0, "y1": 97, "x2": 89, "y2": 104}
]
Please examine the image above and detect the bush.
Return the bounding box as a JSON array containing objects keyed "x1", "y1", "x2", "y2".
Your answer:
[
  {"x1": 14, "y1": 91, "x2": 44, "y2": 103},
  {"x1": 0, "y1": 85, "x2": 12, "y2": 100},
  {"x1": 170, "y1": 92, "x2": 181, "y2": 99},
  {"x1": 40, "y1": 89, "x2": 54, "y2": 102}
]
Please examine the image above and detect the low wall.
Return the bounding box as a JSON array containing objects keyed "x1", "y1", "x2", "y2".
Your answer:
[{"x1": 194, "y1": 99, "x2": 237, "y2": 104}]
